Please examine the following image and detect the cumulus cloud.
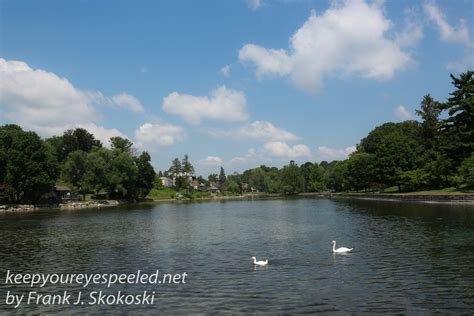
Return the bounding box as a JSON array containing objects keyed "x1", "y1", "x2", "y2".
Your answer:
[
  {"x1": 318, "y1": 146, "x2": 356, "y2": 161},
  {"x1": 423, "y1": 1, "x2": 473, "y2": 71},
  {"x1": 110, "y1": 93, "x2": 144, "y2": 113},
  {"x1": 134, "y1": 123, "x2": 186, "y2": 148},
  {"x1": 239, "y1": 0, "x2": 412, "y2": 93},
  {"x1": 220, "y1": 64, "x2": 231, "y2": 77},
  {"x1": 264, "y1": 141, "x2": 312, "y2": 158},
  {"x1": 0, "y1": 58, "x2": 142, "y2": 138},
  {"x1": 205, "y1": 120, "x2": 299, "y2": 142},
  {"x1": 162, "y1": 86, "x2": 248, "y2": 124},
  {"x1": 394, "y1": 105, "x2": 413, "y2": 120},
  {"x1": 0, "y1": 58, "x2": 97, "y2": 129},
  {"x1": 198, "y1": 156, "x2": 224, "y2": 166}
]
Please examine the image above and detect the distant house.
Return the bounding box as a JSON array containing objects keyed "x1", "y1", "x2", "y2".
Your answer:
[
  {"x1": 160, "y1": 177, "x2": 173, "y2": 188},
  {"x1": 207, "y1": 186, "x2": 220, "y2": 193},
  {"x1": 54, "y1": 186, "x2": 72, "y2": 201},
  {"x1": 191, "y1": 179, "x2": 200, "y2": 190},
  {"x1": 171, "y1": 173, "x2": 198, "y2": 189}
]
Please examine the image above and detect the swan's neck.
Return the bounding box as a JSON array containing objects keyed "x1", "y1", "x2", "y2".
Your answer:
[
  {"x1": 253, "y1": 258, "x2": 257, "y2": 264},
  {"x1": 332, "y1": 242, "x2": 336, "y2": 252}
]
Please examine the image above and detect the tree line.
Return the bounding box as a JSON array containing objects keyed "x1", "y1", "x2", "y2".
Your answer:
[
  {"x1": 221, "y1": 71, "x2": 473, "y2": 194},
  {"x1": 0, "y1": 126, "x2": 155, "y2": 203}
]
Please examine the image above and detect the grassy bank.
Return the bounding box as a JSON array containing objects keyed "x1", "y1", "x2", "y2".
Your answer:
[{"x1": 146, "y1": 188, "x2": 211, "y2": 200}]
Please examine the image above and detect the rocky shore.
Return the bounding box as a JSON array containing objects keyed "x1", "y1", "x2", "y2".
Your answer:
[{"x1": 0, "y1": 200, "x2": 123, "y2": 212}]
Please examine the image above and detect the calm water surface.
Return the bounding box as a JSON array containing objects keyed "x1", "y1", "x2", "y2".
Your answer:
[{"x1": 1, "y1": 198, "x2": 473, "y2": 314}]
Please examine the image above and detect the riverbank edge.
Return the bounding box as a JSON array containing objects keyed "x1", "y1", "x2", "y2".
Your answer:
[
  {"x1": 150, "y1": 191, "x2": 474, "y2": 204},
  {"x1": 328, "y1": 192, "x2": 474, "y2": 203},
  {"x1": 2, "y1": 191, "x2": 473, "y2": 212}
]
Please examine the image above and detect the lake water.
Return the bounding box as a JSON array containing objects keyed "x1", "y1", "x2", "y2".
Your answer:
[{"x1": 1, "y1": 197, "x2": 473, "y2": 314}]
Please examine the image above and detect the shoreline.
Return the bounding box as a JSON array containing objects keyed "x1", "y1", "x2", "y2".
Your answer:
[
  {"x1": 2, "y1": 192, "x2": 474, "y2": 213},
  {"x1": 329, "y1": 192, "x2": 474, "y2": 204}
]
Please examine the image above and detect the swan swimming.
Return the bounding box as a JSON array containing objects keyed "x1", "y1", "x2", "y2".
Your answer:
[
  {"x1": 251, "y1": 256, "x2": 269, "y2": 266},
  {"x1": 332, "y1": 240, "x2": 353, "y2": 253}
]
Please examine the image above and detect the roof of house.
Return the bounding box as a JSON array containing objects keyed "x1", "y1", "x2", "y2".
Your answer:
[{"x1": 54, "y1": 185, "x2": 71, "y2": 191}]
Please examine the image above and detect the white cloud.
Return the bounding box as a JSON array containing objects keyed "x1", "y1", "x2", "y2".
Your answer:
[
  {"x1": 248, "y1": 0, "x2": 262, "y2": 10},
  {"x1": 198, "y1": 156, "x2": 224, "y2": 166},
  {"x1": 264, "y1": 141, "x2": 311, "y2": 158},
  {"x1": 0, "y1": 58, "x2": 97, "y2": 129},
  {"x1": 423, "y1": 2, "x2": 470, "y2": 45},
  {"x1": 318, "y1": 146, "x2": 356, "y2": 161},
  {"x1": 111, "y1": 93, "x2": 144, "y2": 113},
  {"x1": 423, "y1": 1, "x2": 473, "y2": 71},
  {"x1": 239, "y1": 0, "x2": 411, "y2": 93},
  {"x1": 134, "y1": 123, "x2": 186, "y2": 148},
  {"x1": 162, "y1": 86, "x2": 248, "y2": 124},
  {"x1": 394, "y1": 105, "x2": 413, "y2": 120},
  {"x1": 205, "y1": 120, "x2": 299, "y2": 142},
  {"x1": 0, "y1": 58, "x2": 142, "y2": 139},
  {"x1": 239, "y1": 44, "x2": 292, "y2": 80},
  {"x1": 395, "y1": 9, "x2": 424, "y2": 47},
  {"x1": 220, "y1": 64, "x2": 231, "y2": 77}
]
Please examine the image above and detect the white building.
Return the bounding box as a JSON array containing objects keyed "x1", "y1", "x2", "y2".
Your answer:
[{"x1": 160, "y1": 177, "x2": 173, "y2": 188}]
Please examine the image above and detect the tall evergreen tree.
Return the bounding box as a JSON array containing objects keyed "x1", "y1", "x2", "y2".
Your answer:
[
  {"x1": 218, "y1": 166, "x2": 227, "y2": 189},
  {"x1": 439, "y1": 71, "x2": 474, "y2": 164},
  {"x1": 416, "y1": 94, "x2": 441, "y2": 149}
]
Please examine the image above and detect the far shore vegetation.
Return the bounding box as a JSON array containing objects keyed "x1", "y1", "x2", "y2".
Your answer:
[{"x1": 0, "y1": 71, "x2": 473, "y2": 205}]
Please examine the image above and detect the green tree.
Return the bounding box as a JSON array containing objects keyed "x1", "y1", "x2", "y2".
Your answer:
[
  {"x1": 107, "y1": 150, "x2": 138, "y2": 198},
  {"x1": 280, "y1": 161, "x2": 305, "y2": 194},
  {"x1": 416, "y1": 94, "x2": 441, "y2": 149},
  {"x1": 439, "y1": 71, "x2": 474, "y2": 165},
  {"x1": 134, "y1": 152, "x2": 156, "y2": 198},
  {"x1": 169, "y1": 158, "x2": 183, "y2": 190},
  {"x1": 61, "y1": 150, "x2": 88, "y2": 199},
  {"x1": 82, "y1": 148, "x2": 111, "y2": 195},
  {"x1": 110, "y1": 136, "x2": 136, "y2": 156},
  {"x1": 246, "y1": 167, "x2": 267, "y2": 192},
  {"x1": 62, "y1": 128, "x2": 101, "y2": 157},
  {"x1": 208, "y1": 173, "x2": 218, "y2": 183},
  {"x1": 218, "y1": 166, "x2": 227, "y2": 189},
  {"x1": 458, "y1": 153, "x2": 474, "y2": 186},
  {"x1": 307, "y1": 163, "x2": 326, "y2": 192},
  {"x1": 325, "y1": 160, "x2": 349, "y2": 192},
  {"x1": 397, "y1": 169, "x2": 430, "y2": 191},
  {"x1": 182, "y1": 154, "x2": 194, "y2": 175},
  {"x1": 0, "y1": 125, "x2": 59, "y2": 202},
  {"x1": 44, "y1": 136, "x2": 67, "y2": 162},
  {"x1": 347, "y1": 152, "x2": 376, "y2": 191},
  {"x1": 359, "y1": 121, "x2": 424, "y2": 190},
  {"x1": 227, "y1": 180, "x2": 240, "y2": 193}
]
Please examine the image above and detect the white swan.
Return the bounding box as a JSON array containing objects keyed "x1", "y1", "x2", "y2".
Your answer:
[
  {"x1": 332, "y1": 240, "x2": 353, "y2": 253},
  {"x1": 251, "y1": 256, "x2": 268, "y2": 266}
]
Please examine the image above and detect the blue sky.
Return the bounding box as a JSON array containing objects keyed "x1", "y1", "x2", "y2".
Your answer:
[{"x1": 1, "y1": 0, "x2": 473, "y2": 176}]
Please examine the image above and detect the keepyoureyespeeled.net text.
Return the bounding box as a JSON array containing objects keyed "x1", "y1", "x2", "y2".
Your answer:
[
  {"x1": 5, "y1": 270, "x2": 187, "y2": 288},
  {"x1": 3, "y1": 270, "x2": 187, "y2": 308}
]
